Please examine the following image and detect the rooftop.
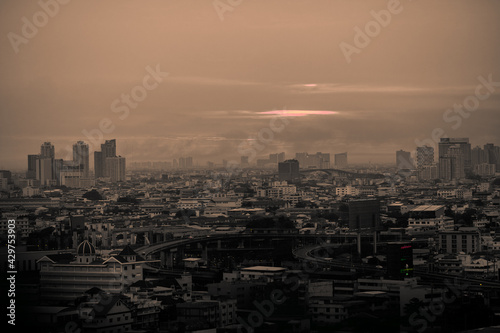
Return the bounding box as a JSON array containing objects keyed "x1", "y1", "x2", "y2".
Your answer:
[{"x1": 241, "y1": 266, "x2": 286, "y2": 272}]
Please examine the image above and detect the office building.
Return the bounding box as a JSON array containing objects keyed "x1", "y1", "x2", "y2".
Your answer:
[
  {"x1": 439, "y1": 145, "x2": 465, "y2": 180},
  {"x1": 27, "y1": 154, "x2": 39, "y2": 179},
  {"x1": 438, "y1": 138, "x2": 471, "y2": 172},
  {"x1": 334, "y1": 152, "x2": 348, "y2": 169},
  {"x1": 484, "y1": 143, "x2": 500, "y2": 170},
  {"x1": 94, "y1": 151, "x2": 104, "y2": 178},
  {"x1": 278, "y1": 159, "x2": 300, "y2": 182},
  {"x1": 472, "y1": 146, "x2": 486, "y2": 169},
  {"x1": 36, "y1": 157, "x2": 55, "y2": 186},
  {"x1": 40, "y1": 142, "x2": 55, "y2": 159},
  {"x1": 73, "y1": 141, "x2": 90, "y2": 177},
  {"x1": 94, "y1": 139, "x2": 125, "y2": 181}
]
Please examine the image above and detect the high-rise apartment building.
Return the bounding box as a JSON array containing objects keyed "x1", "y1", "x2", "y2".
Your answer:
[
  {"x1": 105, "y1": 156, "x2": 126, "y2": 182},
  {"x1": 94, "y1": 139, "x2": 125, "y2": 182},
  {"x1": 416, "y1": 146, "x2": 434, "y2": 169},
  {"x1": 101, "y1": 139, "x2": 116, "y2": 159}
]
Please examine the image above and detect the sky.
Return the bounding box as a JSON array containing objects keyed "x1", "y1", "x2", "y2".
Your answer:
[{"x1": 1, "y1": 0, "x2": 499, "y2": 170}]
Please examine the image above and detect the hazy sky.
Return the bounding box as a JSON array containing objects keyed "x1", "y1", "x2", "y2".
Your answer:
[{"x1": 1, "y1": 0, "x2": 499, "y2": 170}]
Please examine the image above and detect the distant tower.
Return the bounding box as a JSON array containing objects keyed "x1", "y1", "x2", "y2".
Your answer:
[
  {"x1": 439, "y1": 145, "x2": 465, "y2": 180},
  {"x1": 278, "y1": 159, "x2": 300, "y2": 182},
  {"x1": 101, "y1": 139, "x2": 116, "y2": 159},
  {"x1": 334, "y1": 152, "x2": 348, "y2": 169},
  {"x1": 416, "y1": 146, "x2": 434, "y2": 169},
  {"x1": 27, "y1": 154, "x2": 39, "y2": 179},
  {"x1": 438, "y1": 138, "x2": 471, "y2": 173},
  {"x1": 73, "y1": 141, "x2": 90, "y2": 177},
  {"x1": 105, "y1": 156, "x2": 126, "y2": 182},
  {"x1": 40, "y1": 142, "x2": 55, "y2": 158},
  {"x1": 396, "y1": 150, "x2": 413, "y2": 170}
]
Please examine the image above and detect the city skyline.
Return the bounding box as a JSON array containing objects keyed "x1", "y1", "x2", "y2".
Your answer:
[
  {"x1": 1, "y1": 0, "x2": 500, "y2": 169},
  {"x1": 10, "y1": 137, "x2": 500, "y2": 173}
]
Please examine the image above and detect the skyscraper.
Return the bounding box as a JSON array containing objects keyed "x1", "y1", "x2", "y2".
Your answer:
[
  {"x1": 278, "y1": 159, "x2": 300, "y2": 182},
  {"x1": 334, "y1": 152, "x2": 348, "y2": 169},
  {"x1": 94, "y1": 151, "x2": 104, "y2": 178},
  {"x1": 94, "y1": 139, "x2": 125, "y2": 182},
  {"x1": 37, "y1": 142, "x2": 55, "y2": 185},
  {"x1": 472, "y1": 146, "x2": 486, "y2": 169},
  {"x1": 438, "y1": 138, "x2": 471, "y2": 172},
  {"x1": 484, "y1": 143, "x2": 499, "y2": 169},
  {"x1": 73, "y1": 141, "x2": 90, "y2": 177},
  {"x1": 40, "y1": 142, "x2": 55, "y2": 159},
  {"x1": 105, "y1": 156, "x2": 126, "y2": 182},
  {"x1": 27, "y1": 154, "x2": 39, "y2": 179},
  {"x1": 416, "y1": 146, "x2": 434, "y2": 169},
  {"x1": 101, "y1": 139, "x2": 116, "y2": 159},
  {"x1": 439, "y1": 145, "x2": 465, "y2": 180}
]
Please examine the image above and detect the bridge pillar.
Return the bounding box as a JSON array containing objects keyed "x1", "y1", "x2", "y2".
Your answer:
[
  {"x1": 166, "y1": 251, "x2": 174, "y2": 268},
  {"x1": 357, "y1": 232, "x2": 362, "y2": 255},
  {"x1": 217, "y1": 240, "x2": 222, "y2": 249},
  {"x1": 373, "y1": 231, "x2": 378, "y2": 254},
  {"x1": 160, "y1": 251, "x2": 166, "y2": 267},
  {"x1": 238, "y1": 239, "x2": 244, "y2": 249},
  {"x1": 175, "y1": 247, "x2": 185, "y2": 265},
  {"x1": 202, "y1": 245, "x2": 208, "y2": 262}
]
